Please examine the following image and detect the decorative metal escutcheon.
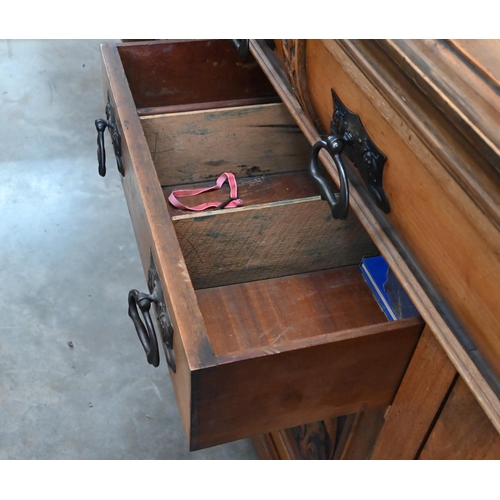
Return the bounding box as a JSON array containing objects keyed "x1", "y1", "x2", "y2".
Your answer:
[
  {"x1": 329, "y1": 89, "x2": 390, "y2": 213},
  {"x1": 147, "y1": 255, "x2": 176, "y2": 373},
  {"x1": 95, "y1": 92, "x2": 124, "y2": 177},
  {"x1": 127, "y1": 254, "x2": 176, "y2": 372}
]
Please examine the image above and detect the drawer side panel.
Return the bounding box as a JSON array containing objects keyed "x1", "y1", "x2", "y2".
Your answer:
[{"x1": 100, "y1": 43, "x2": 218, "y2": 442}]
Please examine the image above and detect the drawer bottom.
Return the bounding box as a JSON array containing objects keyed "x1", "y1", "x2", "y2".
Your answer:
[{"x1": 196, "y1": 266, "x2": 388, "y2": 355}]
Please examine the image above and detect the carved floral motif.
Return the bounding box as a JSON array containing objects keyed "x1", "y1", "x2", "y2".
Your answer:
[{"x1": 280, "y1": 40, "x2": 324, "y2": 133}]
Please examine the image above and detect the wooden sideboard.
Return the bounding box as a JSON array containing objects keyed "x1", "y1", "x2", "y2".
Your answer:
[{"x1": 96, "y1": 39, "x2": 500, "y2": 458}]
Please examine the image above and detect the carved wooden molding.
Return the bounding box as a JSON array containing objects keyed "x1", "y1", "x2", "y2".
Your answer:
[
  {"x1": 287, "y1": 419, "x2": 338, "y2": 459},
  {"x1": 281, "y1": 40, "x2": 324, "y2": 133}
]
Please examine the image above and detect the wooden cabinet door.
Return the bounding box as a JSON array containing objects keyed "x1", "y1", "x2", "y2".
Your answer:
[
  {"x1": 419, "y1": 376, "x2": 500, "y2": 460},
  {"x1": 372, "y1": 325, "x2": 500, "y2": 459}
]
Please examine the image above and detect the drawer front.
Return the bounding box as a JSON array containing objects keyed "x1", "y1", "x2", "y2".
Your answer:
[
  {"x1": 252, "y1": 39, "x2": 500, "y2": 433},
  {"x1": 308, "y1": 41, "x2": 500, "y2": 377},
  {"x1": 303, "y1": 40, "x2": 500, "y2": 380},
  {"x1": 99, "y1": 40, "x2": 424, "y2": 450}
]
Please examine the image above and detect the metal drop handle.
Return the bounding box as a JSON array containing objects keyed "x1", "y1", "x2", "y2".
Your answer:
[
  {"x1": 95, "y1": 118, "x2": 108, "y2": 177},
  {"x1": 231, "y1": 39, "x2": 275, "y2": 58},
  {"x1": 128, "y1": 289, "x2": 160, "y2": 368},
  {"x1": 95, "y1": 95, "x2": 124, "y2": 178},
  {"x1": 232, "y1": 39, "x2": 249, "y2": 58},
  {"x1": 309, "y1": 135, "x2": 349, "y2": 219}
]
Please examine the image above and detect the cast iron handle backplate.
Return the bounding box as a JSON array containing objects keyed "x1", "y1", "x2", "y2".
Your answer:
[
  {"x1": 309, "y1": 135, "x2": 349, "y2": 219},
  {"x1": 147, "y1": 257, "x2": 176, "y2": 372},
  {"x1": 128, "y1": 290, "x2": 160, "y2": 368},
  {"x1": 329, "y1": 89, "x2": 390, "y2": 213},
  {"x1": 95, "y1": 93, "x2": 124, "y2": 177}
]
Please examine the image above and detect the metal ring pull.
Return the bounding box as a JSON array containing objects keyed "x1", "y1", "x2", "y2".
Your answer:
[
  {"x1": 128, "y1": 290, "x2": 160, "y2": 368},
  {"x1": 309, "y1": 135, "x2": 349, "y2": 219}
]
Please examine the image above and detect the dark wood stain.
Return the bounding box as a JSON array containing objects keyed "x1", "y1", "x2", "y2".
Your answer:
[{"x1": 118, "y1": 40, "x2": 278, "y2": 109}]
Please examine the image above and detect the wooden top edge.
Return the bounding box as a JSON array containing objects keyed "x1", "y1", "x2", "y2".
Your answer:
[
  {"x1": 377, "y1": 39, "x2": 500, "y2": 161},
  {"x1": 214, "y1": 316, "x2": 424, "y2": 366},
  {"x1": 136, "y1": 96, "x2": 282, "y2": 117},
  {"x1": 170, "y1": 196, "x2": 322, "y2": 221},
  {"x1": 447, "y1": 39, "x2": 500, "y2": 90},
  {"x1": 338, "y1": 39, "x2": 500, "y2": 232},
  {"x1": 100, "y1": 43, "x2": 217, "y2": 371},
  {"x1": 117, "y1": 39, "x2": 206, "y2": 48},
  {"x1": 139, "y1": 101, "x2": 284, "y2": 121}
]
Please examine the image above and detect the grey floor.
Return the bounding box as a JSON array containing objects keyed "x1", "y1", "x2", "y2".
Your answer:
[{"x1": 0, "y1": 39, "x2": 258, "y2": 459}]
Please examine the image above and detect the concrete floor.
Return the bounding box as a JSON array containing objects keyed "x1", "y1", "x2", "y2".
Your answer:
[{"x1": 0, "y1": 39, "x2": 258, "y2": 459}]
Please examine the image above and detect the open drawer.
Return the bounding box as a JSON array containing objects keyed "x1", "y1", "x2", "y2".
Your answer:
[{"x1": 98, "y1": 40, "x2": 423, "y2": 450}]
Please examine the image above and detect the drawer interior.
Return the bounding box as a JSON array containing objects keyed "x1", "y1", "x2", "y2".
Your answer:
[
  {"x1": 137, "y1": 67, "x2": 422, "y2": 443},
  {"x1": 117, "y1": 39, "x2": 280, "y2": 114},
  {"x1": 137, "y1": 95, "x2": 422, "y2": 430},
  {"x1": 108, "y1": 40, "x2": 424, "y2": 449},
  {"x1": 196, "y1": 267, "x2": 389, "y2": 356},
  {"x1": 140, "y1": 97, "x2": 381, "y2": 289}
]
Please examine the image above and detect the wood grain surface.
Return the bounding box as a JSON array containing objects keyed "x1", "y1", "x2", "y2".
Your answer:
[
  {"x1": 254, "y1": 409, "x2": 387, "y2": 460},
  {"x1": 249, "y1": 40, "x2": 500, "y2": 433},
  {"x1": 173, "y1": 197, "x2": 378, "y2": 289},
  {"x1": 371, "y1": 325, "x2": 457, "y2": 459},
  {"x1": 252, "y1": 433, "x2": 281, "y2": 459},
  {"x1": 101, "y1": 43, "x2": 219, "y2": 446},
  {"x1": 137, "y1": 96, "x2": 281, "y2": 117},
  {"x1": 140, "y1": 103, "x2": 310, "y2": 186},
  {"x1": 447, "y1": 39, "x2": 500, "y2": 88},
  {"x1": 377, "y1": 39, "x2": 500, "y2": 168},
  {"x1": 117, "y1": 39, "x2": 277, "y2": 109},
  {"x1": 191, "y1": 316, "x2": 423, "y2": 449},
  {"x1": 196, "y1": 267, "x2": 388, "y2": 354},
  {"x1": 419, "y1": 376, "x2": 500, "y2": 459},
  {"x1": 319, "y1": 40, "x2": 500, "y2": 384},
  {"x1": 164, "y1": 171, "x2": 321, "y2": 216}
]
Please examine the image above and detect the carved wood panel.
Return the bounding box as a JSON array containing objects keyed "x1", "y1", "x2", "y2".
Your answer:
[
  {"x1": 253, "y1": 410, "x2": 386, "y2": 460},
  {"x1": 281, "y1": 40, "x2": 324, "y2": 133}
]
